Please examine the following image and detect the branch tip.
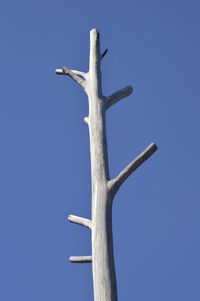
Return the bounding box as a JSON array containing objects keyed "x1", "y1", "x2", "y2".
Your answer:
[{"x1": 55, "y1": 68, "x2": 65, "y2": 75}]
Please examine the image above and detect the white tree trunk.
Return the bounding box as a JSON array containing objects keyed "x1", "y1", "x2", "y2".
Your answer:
[{"x1": 56, "y1": 28, "x2": 157, "y2": 301}]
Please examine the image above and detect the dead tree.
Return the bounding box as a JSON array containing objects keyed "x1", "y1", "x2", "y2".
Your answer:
[{"x1": 56, "y1": 28, "x2": 157, "y2": 301}]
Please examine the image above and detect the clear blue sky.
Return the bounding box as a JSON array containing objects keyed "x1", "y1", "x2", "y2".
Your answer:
[{"x1": 1, "y1": 0, "x2": 200, "y2": 300}]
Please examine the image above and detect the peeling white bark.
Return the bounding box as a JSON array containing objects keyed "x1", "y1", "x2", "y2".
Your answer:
[{"x1": 56, "y1": 28, "x2": 157, "y2": 301}]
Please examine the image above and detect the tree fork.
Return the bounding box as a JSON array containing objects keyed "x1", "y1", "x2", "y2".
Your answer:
[{"x1": 56, "y1": 28, "x2": 157, "y2": 301}]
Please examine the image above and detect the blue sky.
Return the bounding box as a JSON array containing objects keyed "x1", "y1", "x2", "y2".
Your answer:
[{"x1": 1, "y1": 0, "x2": 200, "y2": 300}]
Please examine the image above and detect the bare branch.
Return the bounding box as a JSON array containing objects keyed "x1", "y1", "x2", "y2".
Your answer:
[
  {"x1": 55, "y1": 66, "x2": 87, "y2": 92},
  {"x1": 101, "y1": 49, "x2": 108, "y2": 59},
  {"x1": 71, "y1": 69, "x2": 86, "y2": 79},
  {"x1": 110, "y1": 143, "x2": 158, "y2": 194},
  {"x1": 106, "y1": 85, "x2": 133, "y2": 109},
  {"x1": 69, "y1": 256, "x2": 92, "y2": 263},
  {"x1": 68, "y1": 214, "x2": 92, "y2": 229}
]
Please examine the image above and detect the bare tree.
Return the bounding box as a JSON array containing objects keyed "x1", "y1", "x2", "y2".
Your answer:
[{"x1": 56, "y1": 28, "x2": 157, "y2": 301}]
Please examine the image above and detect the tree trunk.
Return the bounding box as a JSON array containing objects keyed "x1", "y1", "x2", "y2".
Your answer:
[
  {"x1": 56, "y1": 28, "x2": 157, "y2": 301},
  {"x1": 87, "y1": 28, "x2": 117, "y2": 301}
]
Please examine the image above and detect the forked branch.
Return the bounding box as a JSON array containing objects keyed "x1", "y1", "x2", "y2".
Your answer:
[
  {"x1": 109, "y1": 143, "x2": 157, "y2": 194},
  {"x1": 55, "y1": 67, "x2": 87, "y2": 92},
  {"x1": 106, "y1": 85, "x2": 133, "y2": 109}
]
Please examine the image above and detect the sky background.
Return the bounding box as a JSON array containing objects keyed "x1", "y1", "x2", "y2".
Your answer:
[{"x1": 1, "y1": 0, "x2": 200, "y2": 300}]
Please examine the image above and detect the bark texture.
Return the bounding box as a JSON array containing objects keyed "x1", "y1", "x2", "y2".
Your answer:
[{"x1": 56, "y1": 28, "x2": 157, "y2": 301}]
